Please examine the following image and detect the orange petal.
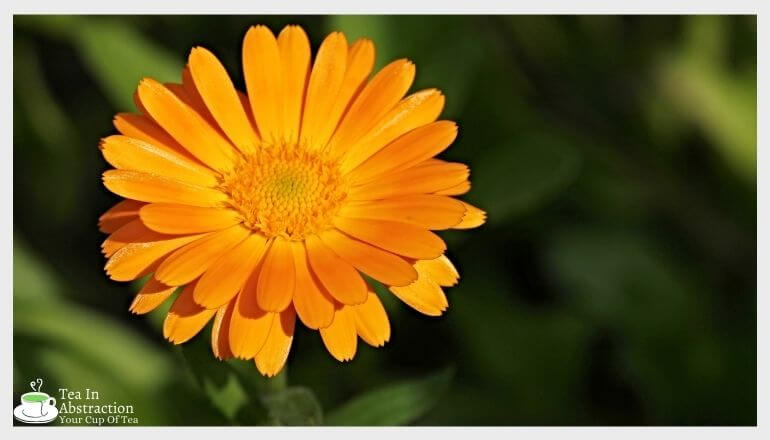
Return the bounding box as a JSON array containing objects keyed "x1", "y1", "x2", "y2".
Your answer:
[
  {"x1": 339, "y1": 194, "x2": 466, "y2": 230},
  {"x1": 320, "y1": 304, "x2": 357, "y2": 361},
  {"x1": 140, "y1": 203, "x2": 242, "y2": 235},
  {"x1": 163, "y1": 281, "x2": 218, "y2": 344},
  {"x1": 255, "y1": 306, "x2": 296, "y2": 377},
  {"x1": 256, "y1": 237, "x2": 296, "y2": 312},
  {"x1": 333, "y1": 217, "x2": 446, "y2": 260},
  {"x1": 305, "y1": 234, "x2": 368, "y2": 305},
  {"x1": 237, "y1": 90, "x2": 260, "y2": 138},
  {"x1": 353, "y1": 291, "x2": 390, "y2": 347},
  {"x1": 277, "y1": 25, "x2": 311, "y2": 145},
  {"x1": 100, "y1": 135, "x2": 218, "y2": 187},
  {"x1": 129, "y1": 276, "x2": 178, "y2": 314},
  {"x1": 165, "y1": 83, "x2": 222, "y2": 144},
  {"x1": 188, "y1": 47, "x2": 258, "y2": 154},
  {"x1": 327, "y1": 59, "x2": 415, "y2": 157},
  {"x1": 290, "y1": 241, "x2": 335, "y2": 329},
  {"x1": 137, "y1": 78, "x2": 236, "y2": 172},
  {"x1": 174, "y1": 72, "x2": 218, "y2": 127},
  {"x1": 102, "y1": 218, "x2": 153, "y2": 257},
  {"x1": 242, "y1": 25, "x2": 283, "y2": 145},
  {"x1": 194, "y1": 233, "x2": 268, "y2": 308},
  {"x1": 416, "y1": 255, "x2": 459, "y2": 287},
  {"x1": 300, "y1": 32, "x2": 348, "y2": 150},
  {"x1": 339, "y1": 89, "x2": 445, "y2": 173},
  {"x1": 113, "y1": 113, "x2": 200, "y2": 164},
  {"x1": 99, "y1": 200, "x2": 145, "y2": 234},
  {"x1": 155, "y1": 224, "x2": 251, "y2": 286},
  {"x1": 105, "y1": 232, "x2": 207, "y2": 282},
  {"x1": 229, "y1": 266, "x2": 274, "y2": 359},
  {"x1": 133, "y1": 89, "x2": 148, "y2": 114},
  {"x1": 348, "y1": 121, "x2": 457, "y2": 185},
  {"x1": 453, "y1": 201, "x2": 486, "y2": 229},
  {"x1": 102, "y1": 169, "x2": 228, "y2": 207},
  {"x1": 322, "y1": 39, "x2": 375, "y2": 141},
  {"x1": 348, "y1": 160, "x2": 469, "y2": 201},
  {"x1": 434, "y1": 179, "x2": 471, "y2": 196},
  {"x1": 389, "y1": 276, "x2": 448, "y2": 317},
  {"x1": 319, "y1": 229, "x2": 416, "y2": 287},
  {"x1": 211, "y1": 299, "x2": 236, "y2": 360}
]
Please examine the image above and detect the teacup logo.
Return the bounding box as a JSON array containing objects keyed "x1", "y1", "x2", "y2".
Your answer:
[{"x1": 14, "y1": 378, "x2": 58, "y2": 424}]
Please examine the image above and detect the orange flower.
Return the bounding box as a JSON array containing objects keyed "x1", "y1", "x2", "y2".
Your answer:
[{"x1": 98, "y1": 24, "x2": 485, "y2": 376}]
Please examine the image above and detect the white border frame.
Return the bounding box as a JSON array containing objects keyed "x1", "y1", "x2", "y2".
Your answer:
[{"x1": 4, "y1": 1, "x2": 763, "y2": 438}]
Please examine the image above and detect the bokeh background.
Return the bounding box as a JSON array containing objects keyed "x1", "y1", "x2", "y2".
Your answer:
[{"x1": 13, "y1": 15, "x2": 756, "y2": 426}]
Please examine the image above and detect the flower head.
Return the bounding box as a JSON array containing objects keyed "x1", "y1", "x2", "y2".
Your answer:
[{"x1": 99, "y1": 24, "x2": 485, "y2": 376}]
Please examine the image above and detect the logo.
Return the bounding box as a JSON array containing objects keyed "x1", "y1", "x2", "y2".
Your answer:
[{"x1": 13, "y1": 378, "x2": 58, "y2": 424}]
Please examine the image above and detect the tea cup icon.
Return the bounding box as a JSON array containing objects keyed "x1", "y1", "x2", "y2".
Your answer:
[{"x1": 20, "y1": 392, "x2": 57, "y2": 418}]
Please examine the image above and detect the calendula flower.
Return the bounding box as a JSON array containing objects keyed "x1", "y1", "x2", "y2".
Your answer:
[{"x1": 98, "y1": 24, "x2": 485, "y2": 376}]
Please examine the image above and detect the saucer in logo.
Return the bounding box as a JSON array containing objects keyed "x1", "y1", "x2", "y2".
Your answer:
[{"x1": 14, "y1": 378, "x2": 57, "y2": 424}]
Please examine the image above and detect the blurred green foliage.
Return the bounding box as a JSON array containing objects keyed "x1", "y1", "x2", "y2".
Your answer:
[{"x1": 13, "y1": 15, "x2": 756, "y2": 425}]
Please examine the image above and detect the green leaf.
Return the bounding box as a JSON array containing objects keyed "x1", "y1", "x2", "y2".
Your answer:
[
  {"x1": 74, "y1": 19, "x2": 183, "y2": 110},
  {"x1": 325, "y1": 367, "x2": 454, "y2": 426},
  {"x1": 543, "y1": 227, "x2": 753, "y2": 423},
  {"x1": 13, "y1": 238, "x2": 175, "y2": 424},
  {"x1": 15, "y1": 16, "x2": 182, "y2": 111},
  {"x1": 470, "y1": 133, "x2": 581, "y2": 223},
  {"x1": 179, "y1": 332, "x2": 265, "y2": 424},
  {"x1": 261, "y1": 387, "x2": 323, "y2": 426},
  {"x1": 655, "y1": 16, "x2": 756, "y2": 181}
]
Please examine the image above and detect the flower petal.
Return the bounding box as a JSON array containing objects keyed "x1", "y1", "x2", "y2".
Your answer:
[
  {"x1": 277, "y1": 25, "x2": 311, "y2": 145},
  {"x1": 255, "y1": 306, "x2": 296, "y2": 377},
  {"x1": 140, "y1": 203, "x2": 242, "y2": 235},
  {"x1": 300, "y1": 32, "x2": 348, "y2": 150},
  {"x1": 434, "y1": 180, "x2": 471, "y2": 196},
  {"x1": 290, "y1": 241, "x2": 335, "y2": 329},
  {"x1": 229, "y1": 266, "x2": 274, "y2": 359},
  {"x1": 353, "y1": 290, "x2": 390, "y2": 347},
  {"x1": 320, "y1": 304, "x2": 357, "y2": 361},
  {"x1": 102, "y1": 218, "x2": 154, "y2": 257},
  {"x1": 163, "y1": 281, "x2": 218, "y2": 344},
  {"x1": 105, "y1": 230, "x2": 207, "y2": 282},
  {"x1": 113, "y1": 113, "x2": 200, "y2": 164},
  {"x1": 188, "y1": 47, "x2": 259, "y2": 154},
  {"x1": 243, "y1": 25, "x2": 283, "y2": 145},
  {"x1": 211, "y1": 299, "x2": 236, "y2": 360},
  {"x1": 339, "y1": 194, "x2": 466, "y2": 230},
  {"x1": 416, "y1": 255, "x2": 460, "y2": 287},
  {"x1": 137, "y1": 78, "x2": 236, "y2": 172},
  {"x1": 333, "y1": 217, "x2": 446, "y2": 260},
  {"x1": 389, "y1": 276, "x2": 448, "y2": 317},
  {"x1": 323, "y1": 39, "x2": 375, "y2": 137},
  {"x1": 100, "y1": 135, "x2": 218, "y2": 187},
  {"x1": 256, "y1": 237, "x2": 296, "y2": 312},
  {"x1": 305, "y1": 234, "x2": 368, "y2": 305},
  {"x1": 348, "y1": 160, "x2": 469, "y2": 201},
  {"x1": 155, "y1": 224, "x2": 251, "y2": 286},
  {"x1": 339, "y1": 89, "x2": 445, "y2": 173},
  {"x1": 347, "y1": 121, "x2": 457, "y2": 185},
  {"x1": 327, "y1": 59, "x2": 415, "y2": 157},
  {"x1": 99, "y1": 199, "x2": 145, "y2": 234},
  {"x1": 319, "y1": 229, "x2": 416, "y2": 287},
  {"x1": 129, "y1": 276, "x2": 178, "y2": 314},
  {"x1": 452, "y1": 201, "x2": 486, "y2": 229},
  {"x1": 165, "y1": 81, "x2": 219, "y2": 131},
  {"x1": 102, "y1": 170, "x2": 228, "y2": 207},
  {"x1": 194, "y1": 233, "x2": 268, "y2": 308}
]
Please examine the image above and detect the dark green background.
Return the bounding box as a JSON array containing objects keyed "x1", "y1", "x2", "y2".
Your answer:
[{"x1": 13, "y1": 15, "x2": 756, "y2": 426}]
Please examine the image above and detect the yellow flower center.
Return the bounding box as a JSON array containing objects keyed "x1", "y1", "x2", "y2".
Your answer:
[{"x1": 221, "y1": 145, "x2": 347, "y2": 240}]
